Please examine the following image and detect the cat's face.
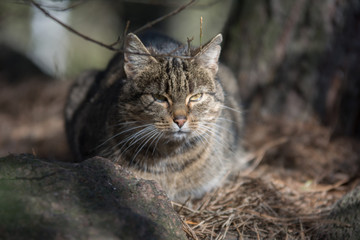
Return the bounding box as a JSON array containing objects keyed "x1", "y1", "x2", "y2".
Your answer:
[{"x1": 118, "y1": 33, "x2": 224, "y2": 143}]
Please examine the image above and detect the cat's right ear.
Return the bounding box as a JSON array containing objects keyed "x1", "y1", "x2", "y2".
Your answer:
[{"x1": 124, "y1": 33, "x2": 158, "y2": 79}]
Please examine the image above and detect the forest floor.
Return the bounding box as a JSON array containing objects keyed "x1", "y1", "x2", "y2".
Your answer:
[{"x1": 1, "y1": 78, "x2": 359, "y2": 239}]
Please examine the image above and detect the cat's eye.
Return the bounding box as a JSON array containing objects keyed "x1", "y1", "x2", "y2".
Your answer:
[
  {"x1": 153, "y1": 94, "x2": 168, "y2": 103},
  {"x1": 189, "y1": 93, "x2": 203, "y2": 102}
]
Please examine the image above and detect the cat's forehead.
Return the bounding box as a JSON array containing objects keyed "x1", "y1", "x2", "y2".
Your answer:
[{"x1": 155, "y1": 57, "x2": 216, "y2": 95}]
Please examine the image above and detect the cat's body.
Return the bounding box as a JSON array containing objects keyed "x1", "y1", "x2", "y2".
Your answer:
[{"x1": 65, "y1": 32, "x2": 245, "y2": 201}]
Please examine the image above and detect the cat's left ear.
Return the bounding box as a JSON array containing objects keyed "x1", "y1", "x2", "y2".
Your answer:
[
  {"x1": 193, "y1": 34, "x2": 222, "y2": 76},
  {"x1": 124, "y1": 33, "x2": 158, "y2": 79}
]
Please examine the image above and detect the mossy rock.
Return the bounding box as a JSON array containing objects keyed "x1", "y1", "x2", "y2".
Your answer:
[{"x1": 0, "y1": 154, "x2": 186, "y2": 240}]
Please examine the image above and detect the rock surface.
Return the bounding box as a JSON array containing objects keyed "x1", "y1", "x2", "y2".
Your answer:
[{"x1": 0, "y1": 154, "x2": 186, "y2": 240}]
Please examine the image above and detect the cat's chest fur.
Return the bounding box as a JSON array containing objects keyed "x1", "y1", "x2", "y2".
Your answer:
[{"x1": 65, "y1": 32, "x2": 245, "y2": 202}]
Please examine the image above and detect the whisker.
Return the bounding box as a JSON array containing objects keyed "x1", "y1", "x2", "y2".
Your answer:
[
  {"x1": 197, "y1": 124, "x2": 230, "y2": 150},
  {"x1": 195, "y1": 128, "x2": 222, "y2": 156},
  {"x1": 152, "y1": 132, "x2": 164, "y2": 155},
  {"x1": 104, "y1": 126, "x2": 154, "y2": 157},
  {"x1": 196, "y1": 127, "x2": 214, "y2": 143},
  {"x1": 194, "y1": 130, "x2": 209, "y2": 146},
  {"x1": 206, "y1": 122, "x2": 234, "y2": 135},
  {"x1": 144, "y1": 131, "x2": 163, "y2": 157},
  {"x1": 219, "y1": 104, "x2": 242, "y2": 114},
  {"x1": 118, "y1": 126, "x2": 155, "y2": 153},
  {"x1": 97, "y1": 123, "x2": 153, "y2": 150},
  {"x1": 198, "y1": 124, "x2": 222, "y2": 138},
  {"x1": 132, "y1": 129, "x2": 160, "y2": 162},
  {"x1": 217, "y1": 117, "x2": 237, "y2": 124}
]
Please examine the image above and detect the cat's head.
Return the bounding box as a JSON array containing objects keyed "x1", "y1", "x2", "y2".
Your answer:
[{"x1": 119, "y1": 33, "x2": 225, "y2": 142}]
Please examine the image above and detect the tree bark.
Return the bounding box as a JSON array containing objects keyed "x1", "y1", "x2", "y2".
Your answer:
[{"x1": 222, "y1": 0, "x2": 360, "y2": 138}]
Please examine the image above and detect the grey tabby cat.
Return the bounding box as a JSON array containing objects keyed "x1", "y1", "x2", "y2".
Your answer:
[{"x1": 65, "y1": 32, "x2": 246, "y2": 201}]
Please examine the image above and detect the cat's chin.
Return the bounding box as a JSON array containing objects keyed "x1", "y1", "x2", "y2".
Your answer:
[{"x1": 168, "y1": 131, "x2": 190, "y2": 141}]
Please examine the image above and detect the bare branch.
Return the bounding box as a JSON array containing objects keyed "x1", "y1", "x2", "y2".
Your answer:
[
  {"x1": 133, "y1": 0, "x2": 196, "y2": 34},
  {"x1": 109, "y1": 36, "x2": 121, "y2": 48},
  {"x1": 28, "y1": 0, "x2": 198, "y2": 59},
  {"x1": 30, "y1": 0, "x2": 119, "y2": 51},
  {"x1": 122, "y1": 20, "x2": 131, "y2": 48}
]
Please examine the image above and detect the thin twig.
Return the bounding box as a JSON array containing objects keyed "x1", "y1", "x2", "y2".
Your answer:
[
  {"x1": 300, "y1": 220, "x2": 306, "y2": 240},
  {"x1": 172, "y1": 201, "x2": 199, "y2": 213},
  {"x1": 133, "y1": 0, "x2": 196, "y2": 34},
  {"x1": 187, "y1": 37, "x2": 194, "y2": 56},
  {"x1": 109, "y1": 36, "x2": 121, "y2": 47},
  {"x1": 181, "y1": 217, "x2": 199, "y2": 240},
  {"x1": 200, "y1": 16, "x2": 203, "y2": 50},
  {"x1": 29, "y1": 0, "x2": 197, "y2": 58},
  {"x1": 109, "y1": 20, "x2": 132, "y2": 49},
  {"x1": 30, "y1": 0, "x2": 119, "y2": 51},
  {"x1": 122, "y1": 20, "x2": 131, "y2": 48}
]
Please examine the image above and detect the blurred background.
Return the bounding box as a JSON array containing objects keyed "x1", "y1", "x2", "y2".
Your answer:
[
  {"x1": 0, "y1": 0, "x2": 359, "y2": 165},
  {"x1": 1, "y1": 2, "x2": 360, "y2": 239},
  {"x1": 0, "y1": 0, "x2": 234, "y2": 77}
]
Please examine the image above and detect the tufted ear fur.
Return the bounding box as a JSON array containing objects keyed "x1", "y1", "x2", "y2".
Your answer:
[
  {"x1": 124, "y1": 33, "x2": 158, "y2": 79},
  {"x1": 193, "y1": 34, "x2": 222, "y2": 77}
]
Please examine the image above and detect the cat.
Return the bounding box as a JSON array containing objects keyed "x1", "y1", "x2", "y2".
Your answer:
[{"x1": 65, "y1": 32, "x2": 246, "y2": 202}]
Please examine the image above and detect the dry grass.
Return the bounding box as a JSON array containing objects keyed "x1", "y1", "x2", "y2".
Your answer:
[
  {"x1": 0, "y1": 79, "x2": 359, "y2": 239},
  {"x1": 176, "y1": 177, "x2": 330, "y2": 239},
  {"x1": 174, "y1": 117, "x2": 360, "y2": 239}
]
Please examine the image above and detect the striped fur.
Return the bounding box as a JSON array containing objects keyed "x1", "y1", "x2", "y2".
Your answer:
[{"x1": 65, "y1": 32, "x2": 245, "y2": 202}]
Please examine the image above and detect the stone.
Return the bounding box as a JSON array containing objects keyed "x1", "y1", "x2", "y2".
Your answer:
[{"x1": 0, "y1": 154, "x2": 186, "y2": 240}]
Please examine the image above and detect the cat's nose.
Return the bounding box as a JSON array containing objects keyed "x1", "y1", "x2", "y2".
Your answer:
[{"x1": 174, "y1": 115, "x2": 187, "y2": 128}]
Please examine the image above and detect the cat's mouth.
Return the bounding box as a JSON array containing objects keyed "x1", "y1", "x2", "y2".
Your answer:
[
  {"x1": 170, "y1": 130, "x2": 191, "y2": 140},
  {"x1": 175, "y1": 130, "x2": 188, "y2": 135}
]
